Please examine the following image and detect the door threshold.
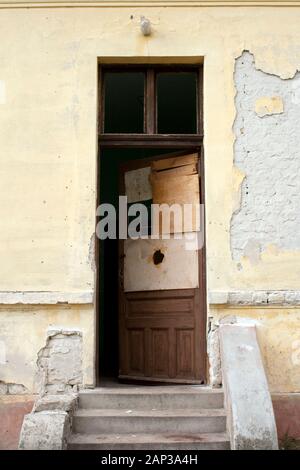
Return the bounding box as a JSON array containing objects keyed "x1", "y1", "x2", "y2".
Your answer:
[{"x1": 118, "y1": 375, "x2": 205, "y2": 385}]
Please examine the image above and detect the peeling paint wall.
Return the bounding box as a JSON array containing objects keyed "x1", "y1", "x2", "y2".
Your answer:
[
  {"x1": 231, "y1": 51, "x2": 300, "y2": 263},
  {"x1": 0, "y1": 306, "x2": 94, "y2": 393},
  {"x1": 0, "y1": 5, "x2": 299, "y2": 392},
  {"x1": 209, "y1": 307, "x2": 300, "y2": 393}
]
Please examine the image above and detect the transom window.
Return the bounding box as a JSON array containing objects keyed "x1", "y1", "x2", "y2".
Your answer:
[{"x1": 99, "y1": 65, "x2": 203, "y2": 146}]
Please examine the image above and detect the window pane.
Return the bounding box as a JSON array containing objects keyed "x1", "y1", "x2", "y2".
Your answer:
[
  {"x1": 104, "y1": 72, "x2": 144, "y2": 133},
  {"x1": 157, "y1": 72, "x2": 197, "y2": 134}
]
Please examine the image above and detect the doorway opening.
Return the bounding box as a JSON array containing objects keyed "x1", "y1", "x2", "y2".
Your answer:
[
  {"x1": 98, "y1": 147, "x2": 173, "y2": 379},
  {"x1": 97, "y1": 65, "x2": 205, "y2": 384}
]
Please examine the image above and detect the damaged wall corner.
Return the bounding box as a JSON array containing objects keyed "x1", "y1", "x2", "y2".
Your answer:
[
  {"x1": 207, "y1": 319, "x2": 222, "y2": 388},
  {"x1": 207, "y1": 315, "x2": 239, "y2": 388},
  {"x1": 37, "y1": 328, "x2": 83, "y2": 395}
]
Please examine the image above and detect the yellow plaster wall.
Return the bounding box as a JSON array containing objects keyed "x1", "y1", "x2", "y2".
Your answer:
[
  {"x1": 1, "y1": 7, "x2": 300, "y2": 292},
  {"x1": 0, "y1": 5, "x2": 300, "y2": 391},
  {"x1": 0, "y1": 305, "x2": 95, "y2": 392},
  {"x1": 210, "y1": 307, "x2": 300, "y2": 393}
]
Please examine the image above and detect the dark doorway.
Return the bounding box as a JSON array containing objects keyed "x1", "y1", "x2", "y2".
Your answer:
[{"x1": 98, "y1": 147, "x2": 173, "y2": 379}]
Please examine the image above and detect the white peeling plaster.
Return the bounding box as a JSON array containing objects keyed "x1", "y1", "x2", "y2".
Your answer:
[
  {"x1": 0, "y1": 291, "x2": 93, "y2": 304},
  {"x1": 231, "y1": 51, "x2": 300, "y2": 261}
]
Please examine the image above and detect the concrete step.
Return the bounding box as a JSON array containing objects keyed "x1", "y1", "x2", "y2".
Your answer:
[
  {"x1": 72, "y1": 408, "x2": 227, "y2": 435},
  {"x1": 68, "y1": 432, "x2": 230, "y2": 450},
  {"x1": 79, "y1": 386, "x2": 224, "y2": 410}
]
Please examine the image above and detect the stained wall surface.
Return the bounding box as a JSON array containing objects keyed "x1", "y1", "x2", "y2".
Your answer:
[{"x1": 0, "y1": 4, "x2": 299, "y2": 393}]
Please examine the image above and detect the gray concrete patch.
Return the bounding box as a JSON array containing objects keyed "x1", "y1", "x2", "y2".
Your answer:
[
  {"x1": 18, "y1": 328, "x2": 82, "y2": 449},
  {"x1": 219, "y1": 323, "x2": 278, "y2": 450},
  {"x1": 0, "y1": 380, "x2": 28, "y2": 395},
  {"x1": 33, "y1": 394, "x2": 78, "y2": 413},
  {"x1": 209, "y1": 289, "x2": 300, "y2": 305},
  {"x1": 207, "y1": 321, "x2": 222, "y2": 388},
  {"x1": 19, "y1": 393, "x2": 79, "y2": 449},
  {"x1": 37, "y1": 328, "x2": 83, "y2": 395},
  {"x1": 19, "y1": 411, "x2": 70, "y2": 450}
]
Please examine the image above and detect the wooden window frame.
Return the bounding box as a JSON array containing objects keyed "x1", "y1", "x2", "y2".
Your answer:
[{"x1": 98, "y1": 64, "x2": 203, "y2": 149}]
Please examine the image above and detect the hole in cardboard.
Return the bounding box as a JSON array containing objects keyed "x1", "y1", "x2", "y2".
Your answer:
[{"x1": 153, "y1": 249, "x2": 165, "y2": 265}]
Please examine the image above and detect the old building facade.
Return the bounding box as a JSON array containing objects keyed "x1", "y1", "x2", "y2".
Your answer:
[{"x1": 0, "y1": 0, "x2": 299, "y2": 450}]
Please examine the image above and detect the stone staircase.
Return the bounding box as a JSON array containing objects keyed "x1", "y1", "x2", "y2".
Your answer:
[{"x1": 68, "y1": 385, "x2": 230, "y2": 450}]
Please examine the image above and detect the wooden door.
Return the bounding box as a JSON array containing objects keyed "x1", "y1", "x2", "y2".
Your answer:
[{"x1": 118, "y1": 151, "x2": 206, "y2": 383}]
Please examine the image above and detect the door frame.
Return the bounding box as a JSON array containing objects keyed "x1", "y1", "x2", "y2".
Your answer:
[{"x1": 96, "y1": 64, "x2": 206, "y2": 385}]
